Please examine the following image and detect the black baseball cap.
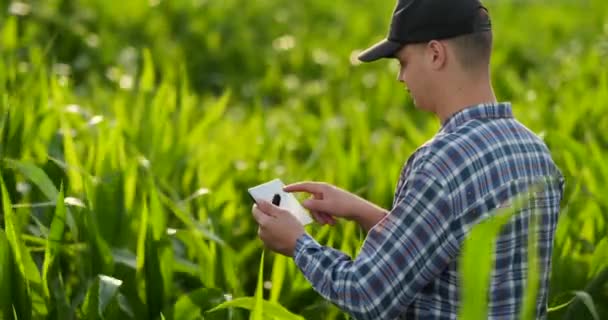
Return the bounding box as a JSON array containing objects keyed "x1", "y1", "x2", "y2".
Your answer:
[{"x1": 358, "y1": 0, "x2": 492, "y2": 62}]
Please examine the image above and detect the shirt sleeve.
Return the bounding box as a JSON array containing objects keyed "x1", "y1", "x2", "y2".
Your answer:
[{"x1": 292, "y1": 169, "x2": 459, "y2": 320}]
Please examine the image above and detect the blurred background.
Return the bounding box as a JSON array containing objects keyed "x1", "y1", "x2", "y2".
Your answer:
[{"x1": 0, "y1": 0, "x2": 606, "y2": 319}]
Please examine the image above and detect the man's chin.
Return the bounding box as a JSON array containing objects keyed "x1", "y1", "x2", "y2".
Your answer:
[{"x1": 411, "y1": 100, "x2": 431, "y2": 113}]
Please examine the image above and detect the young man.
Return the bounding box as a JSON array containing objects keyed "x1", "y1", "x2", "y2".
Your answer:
[{"x1": 252, "y1": 0, "x2": 565, "y2": 319}]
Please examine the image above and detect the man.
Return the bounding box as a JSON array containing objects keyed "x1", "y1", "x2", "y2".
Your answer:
[{"x1": 252, "y1": 0, "x2": 564, "y2": 319}]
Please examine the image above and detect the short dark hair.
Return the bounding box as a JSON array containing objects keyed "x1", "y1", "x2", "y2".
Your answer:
[{"x1": 448, "y1": 9, "x2": 493, "y2": 71}]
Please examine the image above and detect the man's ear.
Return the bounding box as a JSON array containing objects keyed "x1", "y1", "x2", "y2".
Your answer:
[{"x1": 427, "y1": 40, "x2": 447, "y2": 70}]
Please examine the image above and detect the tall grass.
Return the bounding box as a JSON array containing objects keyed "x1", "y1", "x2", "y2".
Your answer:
[{"x1": 0, "y1": 0, "x2": 607, "y2": 319}]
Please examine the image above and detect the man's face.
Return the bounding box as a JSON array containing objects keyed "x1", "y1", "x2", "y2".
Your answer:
[{"x1": 395, "y1": 44, "x2": 433, "y2": 112}]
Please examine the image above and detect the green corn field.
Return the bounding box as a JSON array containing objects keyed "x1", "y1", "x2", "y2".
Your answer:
[{"x1": 0, "y1": 0, "x2": 607, "y2": 319}]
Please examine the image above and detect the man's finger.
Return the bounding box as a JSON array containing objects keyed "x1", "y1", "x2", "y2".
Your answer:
[
  {"x1": 283, "y1": 181, "x2": 327, "y2": 194},
  {"x1": 252, "y1": 207, "x2": 272, "y2": 226},
  {"x1": 316, "y1": 211, "x2": 334, "y2": 225},
  {"x1": 252, "y1": 204, "x2": 273, "y2": 217},
  {"x1": 258, "y1": 200, "x2": 288, "y2": 217},
  {"x1": 302, "y1": 198, "x2": 329, "y2": 213},
  {"x1": 310, "y1": 211, "x2": 326, "y2": 225},
  {"x1": 319, "y1": 212, "x2": 337, "y2": 225}
]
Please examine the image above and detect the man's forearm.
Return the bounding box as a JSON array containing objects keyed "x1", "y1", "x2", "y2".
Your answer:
[{"x1": 353, "y1": 203, "x2": 388, "y2": 232}]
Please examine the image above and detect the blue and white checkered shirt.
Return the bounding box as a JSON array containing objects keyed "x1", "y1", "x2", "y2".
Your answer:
[{"x1": 293, "y1": 102, "x2": 564, "y2": 320}]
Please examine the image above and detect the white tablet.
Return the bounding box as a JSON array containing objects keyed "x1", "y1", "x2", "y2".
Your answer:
[{"x1": 248, "y1": 178, "x2": 313, "y2": 225}]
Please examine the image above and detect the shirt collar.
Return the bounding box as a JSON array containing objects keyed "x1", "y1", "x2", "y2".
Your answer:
[{"x1": 440, "y1": 102, "x2": 513, "y2": 133}]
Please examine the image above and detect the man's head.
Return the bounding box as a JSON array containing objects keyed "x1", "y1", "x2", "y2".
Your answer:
[{"x1": 358, "y1": 0, "x2": 494, "y2": 115}]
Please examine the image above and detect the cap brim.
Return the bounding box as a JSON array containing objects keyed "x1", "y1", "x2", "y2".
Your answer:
[{"x1": 357, "y1": 39, "x2": 402, "y2": 63}]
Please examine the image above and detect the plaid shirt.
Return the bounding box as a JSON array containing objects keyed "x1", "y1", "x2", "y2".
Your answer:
[{"x1": 293, "y1": 102, "x2": 564, "y2": 320}]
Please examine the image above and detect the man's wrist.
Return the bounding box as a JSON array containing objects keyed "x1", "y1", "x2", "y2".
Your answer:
[
  {"x1": 353, "y1": 205, "x2": 388, "y2": 232},
  {"x1": 347, "y1": 197, "x2": 377, "y2": 221}
]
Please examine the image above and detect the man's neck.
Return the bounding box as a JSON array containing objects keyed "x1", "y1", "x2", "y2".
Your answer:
[{"x1": 435, "y1": 80, "x2": 497, "y2": 124}]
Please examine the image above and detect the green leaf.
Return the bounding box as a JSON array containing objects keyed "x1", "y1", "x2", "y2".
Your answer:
[
  {"x1": 252, "y1": 251, "x2": 264, "y2": 320},
  {"x1": 59, "y1": 115, "x2": 84, "y2": 194},
  {"x1": 144, "y1": 233, "x2": 165, "y2": 319},
  {"x1": 139, "y1": 48, "x2": 155, "y2": 92},
  {"x1": 98, "y1": 275, "x2": 123, "y2": 315},
  {"x1": 458, "y1": 188, "x2": 536, "y2": 319},
  {"x1": 116, "y1": 293, "x2": 135, "y2": 319},
  {"x1": 41, "y1": 185, "x2": 71, "y2": 318},
  {"x1": 270, "y1": 254, "x2": 287, "y2": 303},
  {"x1": 519, "y1": 212, "x2": 540, "y2": 320},
  {"x1": 589, "y1": 237, "x2": 608, "y2": 278},
  {"x1": 136, "y1": 195, "x2": 166, "y2": 318},
  {"x1": 190, "y1": 90, "x2": 231, "y2": 136},
  {"x1": 157, "y1": 190, "x2": 227, "y2": 246},
  {"x1": 148, "y1": 182, "x2": 173, "y2": 304},
  {"x1": 458, "y1": 216, "x2": 498, "y2": 319},
  {"x1": 164, "y1": 288, "x2": 226, "y2": 320},
  {"x1": 83, "y1": 178, "x2": 114, "y2": 275},
  {"x1": 4, "y1": 159, "x2": 78, "y2": 239},
  {"x1": 42, "y1": 185, "x2": 67, "y2": 298},
  {"x1": 0, "y1": 230, "x2": 13, "y2": 319},
  {"x1": 148, "y1": 180, "x2": 167, "y2": 241},
  {"x1": 206, "y1": 297, "x2": 305, "y2": 320},
  {"x1": 547, "y1": 296, "x2": 576, "y2": 313},
  {"x1": 4, "y1": 159, "x2": 58, "y2": 199},
  {"x1": 218, "y1": 247, "x2": 240, "y2": 296},
  {"x1": 0, "y1": 105, "x2": 8, "y2": 158},
  {"x1": 1, "y1": 16, "x2": 17, "y2": 51},
  {"x1": 82, "y1": 275, "x2": 123, "y2": 319},
  {"x1": 82, "y1": 277, "x2": 101, "y2": 319},
  {"x1": 136, "y1": 197, "x2": 149, "y2": 298},
  {"x1": 1, "y1": 173, "x2": 33, "y2": 320},
  {"x1": 111, "y1": 248, "x2": 137, "y2": 269},
  {"x1": 571, "y1": 291, "x2": 600, "y2": 320}
]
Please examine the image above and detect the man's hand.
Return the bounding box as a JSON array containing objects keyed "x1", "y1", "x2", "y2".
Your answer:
[
  {"x1": 252, "y1": 200, "x2": 306, "y2": 257},
  {"x1": 283, "y1": 182, "x2": 388, "y2": 232}
]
